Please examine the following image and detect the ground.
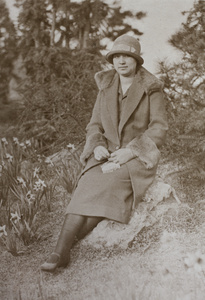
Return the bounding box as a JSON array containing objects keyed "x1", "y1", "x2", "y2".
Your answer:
[{"x1": 0, "y1": 160, "x2": 205, "y2": 300}]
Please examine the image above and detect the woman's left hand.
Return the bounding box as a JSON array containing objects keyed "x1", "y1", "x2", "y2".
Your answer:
[{"x1": 108, "y1": 148, "x2": 135, "y2": 165}]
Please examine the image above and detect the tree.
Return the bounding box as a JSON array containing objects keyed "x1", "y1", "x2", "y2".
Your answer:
[
  {"x1": 0, "y1": 0, "x2": 18, "y2": 103},
  {"x1": 159, "y1": 0, "x2": 205, "y2": 109},
  {"x1": 158, "y1": 0, "x2": 205, "y2": 181},
  {"x1": 11, "y1": 0, "x2": 146, "y2": 152},
  {"x1": 69, "y1": 0, "x2": 145, "y2": 50},
  {"x1": 15, "y1": 0, "x2": 146, "y2": 52},
  {"x1": 15, "y1": 0, "x2": 50, "y2": 51}
]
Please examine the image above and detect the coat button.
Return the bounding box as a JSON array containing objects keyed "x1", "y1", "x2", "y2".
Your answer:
[{"x1": 115, "y1": 146, "x2": 120, "y2": 150}]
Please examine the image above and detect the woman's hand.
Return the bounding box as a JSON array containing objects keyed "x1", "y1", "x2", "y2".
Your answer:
[
  {"x1": 94, "y1": 146, "x2": 110, "y2": 161},
  {"x1": 108, "y1": 148, "x2": 135, "y2": 165}
]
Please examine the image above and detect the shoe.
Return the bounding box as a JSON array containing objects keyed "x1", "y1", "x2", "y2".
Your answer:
[{"x1": 40, "y1": 253, "x2": 69, "y2": 272}]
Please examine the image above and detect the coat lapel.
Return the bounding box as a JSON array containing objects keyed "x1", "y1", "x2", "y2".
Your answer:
[
  {"x1": 105, "y1": 74, "x2": 120, "y2": 143},
  {"x1": 118, "y1": 76, "x2": 145, "y2": 136}
]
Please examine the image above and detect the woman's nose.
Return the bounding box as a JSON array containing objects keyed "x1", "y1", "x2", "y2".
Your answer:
[{"x1": 119, "y1": 56, "x2": 125, "y2": 63}]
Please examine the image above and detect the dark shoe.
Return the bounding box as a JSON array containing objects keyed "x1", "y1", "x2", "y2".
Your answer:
[{"x1": 41, "y1": 253, "x2": 69, "y2": 272}]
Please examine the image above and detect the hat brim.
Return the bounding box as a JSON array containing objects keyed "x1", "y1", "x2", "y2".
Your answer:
[{"x1": 106, "y1": 50, "x2": 144, "y2": 65}]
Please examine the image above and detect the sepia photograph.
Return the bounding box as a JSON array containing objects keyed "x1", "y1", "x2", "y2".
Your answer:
[{"x1": 0, "y1": 0, "x2": 205, "y2": 299}]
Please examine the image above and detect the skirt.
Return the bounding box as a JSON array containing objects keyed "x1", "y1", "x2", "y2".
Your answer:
[{"x1": 66, "y1": 163, "x2": 133, "y2": 224}]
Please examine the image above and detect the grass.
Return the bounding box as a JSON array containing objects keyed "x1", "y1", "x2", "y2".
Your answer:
[
  {"x1": 0, "y1": 121, "x2": 205, "y2": 300},
  {"x1": 0, "y1": 102, "x2": 20, "y2": 125}
]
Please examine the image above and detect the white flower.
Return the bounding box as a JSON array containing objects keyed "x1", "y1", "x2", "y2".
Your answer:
[
  {"x1": 19, "y1": 142, "x2": 26, "y2": 150},
  {"x1": 184, "y1": 251, "x2": 205, "y2": 273},
  {"x1": 45, "y1": 157, "x2": 54, "y2": 166},
  {"x1": 17, "y1": 176, "x2": 26, "y2": 187},
  {"x1": 10, "y1": 212, "x2": 21, "y2": 224},
  {"x1": 25, "y1": 140, "x2": 31, "y2": 146},
  {"x1": 26, "y1": 191, "x2": 35, "y2": 200},
  {"x1": 5, "y1": 153, "x2": 13, "y2": 163},
  {"x1": 37, "y1": 155, "x2": 42, "y2": 163},
  {"x1": 26, "y1": 191, "x2": 35, "y2": 205},
  {"x1": 34, "y1": 179, "x2": 46, "y2": 191},
  {"x1": 13, "y1": 137, "x2": 19, "y2": 145},
  {"x1": 67, "y1": 143, "x2": 76, "y2": 151},
  {"x1": 1, "y1": 138, "x2": 8, "y2": 145},
  {"x1": 0, "y1": 225, "x2": 7, "y2": 237},
  {"x1": 33, "y1": 167, "x2": 40, "y2": 178}
]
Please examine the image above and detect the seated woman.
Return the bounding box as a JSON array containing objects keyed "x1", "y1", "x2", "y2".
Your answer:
[{"x1": 41, "y1": 34, "x2": 168, "y2": 272}]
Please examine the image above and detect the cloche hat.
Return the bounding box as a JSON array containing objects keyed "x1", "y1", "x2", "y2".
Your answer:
[{"x1": 106, "y1": 34, "x2": 144, "y2": 65}]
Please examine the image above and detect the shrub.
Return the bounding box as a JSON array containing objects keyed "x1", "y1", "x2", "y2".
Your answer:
[{"x1": 16, "y1": 47, "x2": 105, "y2": 154}]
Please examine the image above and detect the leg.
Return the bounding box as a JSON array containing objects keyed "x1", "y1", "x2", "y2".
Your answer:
[
  {"x1": 41, "y1": 213, "x2": 85, "y2": 272},
  {"x1": 76, "y1": 216, "x2": 104, "y2": 240}
]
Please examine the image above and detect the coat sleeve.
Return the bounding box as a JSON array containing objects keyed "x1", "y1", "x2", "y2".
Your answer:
[
  {"x1": 126, "y1": 89, "x2": 168, "y2": 169},
  {"x1": 80, "y1": 92, "x2": 107, "y2": 165}
]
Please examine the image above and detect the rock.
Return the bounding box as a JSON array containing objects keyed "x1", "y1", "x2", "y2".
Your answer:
[{"x1": 81, "y1": 177, "x2": 181, "y2": 250}]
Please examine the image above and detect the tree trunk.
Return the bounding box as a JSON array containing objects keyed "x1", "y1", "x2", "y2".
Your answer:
[
  {"x1": 82, "y1": 21, "x2": 90, "y2": 49},
  {"x1": 51, "y1": 5, "x2": 56, "y2": 46}
]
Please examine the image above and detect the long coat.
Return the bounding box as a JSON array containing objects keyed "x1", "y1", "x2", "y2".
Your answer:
[{"x1": 79, "y1": 66, "x2": 168, "y2": 209}]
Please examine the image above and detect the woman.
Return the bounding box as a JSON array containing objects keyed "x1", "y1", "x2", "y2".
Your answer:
[{"x1": 41, "y1": 34, "x2": 168, "y2": 272}]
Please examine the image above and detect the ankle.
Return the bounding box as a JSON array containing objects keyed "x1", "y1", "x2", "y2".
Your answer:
[{"x1": 46, "y1": 253, "x2": 60, "y2": 264}]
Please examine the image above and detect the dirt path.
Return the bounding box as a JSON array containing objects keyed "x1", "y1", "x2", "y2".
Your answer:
[
  {"x1": 1, "y1": 207, "x2": 205, "y2": 300},
  {"x1": 1, "y1": 161, "x2": 205, "y2": 300}
]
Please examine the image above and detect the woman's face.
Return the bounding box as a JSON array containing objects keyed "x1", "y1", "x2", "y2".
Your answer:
[{"x1": 113, "y1": 54, "x2": 137, "y2": 78}]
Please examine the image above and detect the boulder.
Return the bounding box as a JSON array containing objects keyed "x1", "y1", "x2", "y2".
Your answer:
[{"x1": 80, "y1": 177, "x2": 181, "y2": 250}]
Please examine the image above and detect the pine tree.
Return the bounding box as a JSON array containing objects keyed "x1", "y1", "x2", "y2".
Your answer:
[
  {"x1": 0, "y1": 0, "x2": 17, "y2": 103},
  {"x1": 159, "y1": 0, "x2": 205, "y2": 182},
  {"x1": 12, "y1": 0, "x2": 146, "y2": 152}
]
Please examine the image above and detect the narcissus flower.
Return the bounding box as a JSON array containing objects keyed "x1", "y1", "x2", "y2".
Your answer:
[
  {"x1": 0, "y1": 225, "x2": 7, "y2": 237},
  {"x1": 26, "y1": 191, "x2": 35, "y2": 205},
  {"x1": 34, "y1": 179, "x2": 46, "y2": 191},
  {"x1": 1, "y1": 138, "x2": 8, "y2": 145},
  {"x1": 6, "y1": 153, "x2": 13, "y2": 162},
  {"x1": 19, "y1": 142, "x2": 26, "y2": 150},
  {"x1": 13, "y1": 137, "x2": 19, "y2": 145},
  {"x1": 67, "y1": 143, "x2": 76, "y2": 151},
  {"x1": 45, "y1": 157, "x2": 54, "y2": 166},
  {"x1": 10, "y1": 212, "x2": 21, "y2": 224},
  {"x1": 5, "y1": 153, "x2": 13, "y2": 163},
  {"x1": 17, "y1": 176, "x2": 26, "y2": 187},
  {"x1": 25, "y1": 140, "x2": 31, "y2": 146},
  {"x1": 33, "y1": 167, "x2": 40, "y2": 178}
]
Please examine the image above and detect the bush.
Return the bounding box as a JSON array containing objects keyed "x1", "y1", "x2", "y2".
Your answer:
[{"x1": 16, "y1": 46, "x2": 105, "y2": 154}]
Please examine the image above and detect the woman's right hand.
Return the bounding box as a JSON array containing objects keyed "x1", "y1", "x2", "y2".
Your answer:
[{"x1": 94, "y1": 146, "x2": 110, "y2": 161}]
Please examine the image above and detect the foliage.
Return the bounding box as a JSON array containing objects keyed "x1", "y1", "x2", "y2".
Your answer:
[
  {"x1": 15, "y1": 0, "x2": 145, "y2": 52},
  {"x1": 12, "y1": 0, "x2": 145, "y2": 152},
  {"x1": 158, "y1": 0, "x2": 205, "y2": 186},
  {"x1": 53, "y1": 144, "x2": 83, "y2": 193},
  {"x1": 16, "y1": 48, "x2": 103, "y2": 152},
  {"x1": 68, "y1": 0, "x2": 145, "y2": 49},
  {"x1": 0, "y1": 137, "x2": 57, "y2": 251},
  {"x1": 0, "y1": 103, "x2": 20, "y2": 124},
  {"x1": 0, "y1": 136, "x2": 81, "y2": 253},
  {"x1": 15, "y1": 0, "x2": 50, "y2": 51},
  {"x1": 0, "y1": 0, "x2": 18, "y2": 103}
]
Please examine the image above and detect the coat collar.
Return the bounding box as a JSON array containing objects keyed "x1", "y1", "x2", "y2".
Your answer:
[
  {"x1": 94, "y1": 66, "x2": 163, "y2": 93},
  {"x1": 94, "y1": 67, "x2": 163, "y2": 139}
]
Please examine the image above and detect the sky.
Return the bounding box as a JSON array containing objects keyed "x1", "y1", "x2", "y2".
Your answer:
[{"x1": 6, "y1": 0, "x2": 195, "y2": 74}]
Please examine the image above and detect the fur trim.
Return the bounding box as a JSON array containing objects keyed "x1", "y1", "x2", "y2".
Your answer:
[
  {"x1": 80, "y1": 133, "x2": 107, "y2": 165},
  {"x1": 94, "y1": 67, "x2": 163, "y2": 93},
  {"x1": 126, "y1": 134, "x2": 160, "y2": 169},
  {"x1": 136, "y1": 67, "x2": 164, "y2": 95},
  {"x1": 94, "y1": 69, "x2": 116, "y2": 90}
]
